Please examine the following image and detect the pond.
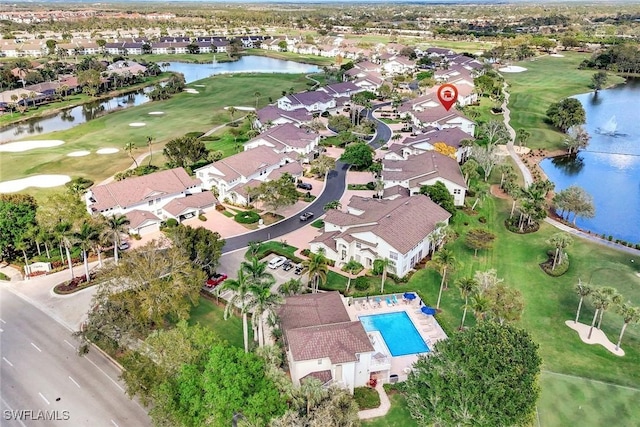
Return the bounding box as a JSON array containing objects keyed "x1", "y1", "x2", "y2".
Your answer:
[
  {"x1": 540, "y1": 78, "x2": 640, "y2": 245},
  {"x1": 0, "y1": 56, "x2": 320, "y2": 143}
]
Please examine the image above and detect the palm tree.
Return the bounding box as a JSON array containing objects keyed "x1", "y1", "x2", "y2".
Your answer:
[
  {"x1": 221, "y1": 269, "x2": 252, "y2": 353},
  {"x1": 124, "y1": 142, "x2": 138, "y2": 168},
  {"x1": 470, "y1": 293, "x2": 490, "y2": 322},
  {"x1": 54, "y1": 221, "x2": 75, "y2": 280},
  {"x1": 297, "y1": 378, "x2": 327, "y2": 416},
  {"x1": 146, "y1": 136, "x2": 154, "y2": 166},
  {"x1": 574, "y1": 279, "x2": 592, "y2": 324},
  {"x1": 588, "y1": 288, "x2": 609, "y2": 339},
  {"x1": 547, "y1": 232, "x2": 573, "y2": 271},
  {"x1": 228, "y1": 106, "x2": 237, "y2": 122},
  {"x1": 73, "y1": 220, "x2": 100, "y2": 282},
  {"x1": 456, "y1": 277, "x2": 478, "y2": 330},
  {"x1": 246, "y1": 282, "x2": 282, "y2": 347},
  {"x1": 303, "y1": 252, "x2": 328, "y2": 293},
  {"x1": 104, "y1": 214, "x2": 130, "y2": 265},
  {"x1": 615, "y1": 302, "x2": 640, "y2": 351},
  {"x1": 15, "y1": 239, "x2": 31, "y2": 280},
  {"x1": 241, "y1": 256, "x2": 275, "y2": 287},
  {"x1": 432, "y1": 248, "x2": 457, "y2": 309},
  {"x1": 254, "y1": 91, "x2": 261, "y2": 109},
  {"x1": 248, "y1": 241, "x2": 261, "y2": 257},
  {"x1": 596, "y1": 287, "x2": 622, "y2": 329},
  {"x1": 377, "y1": 258, "x2": 391, "y2": 294}
]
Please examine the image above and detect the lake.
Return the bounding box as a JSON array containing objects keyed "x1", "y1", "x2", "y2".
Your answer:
[
  {"x1": 0, "y1": 56, "x2": 320, "y2": 143},
  {"x1": 541, "y1": 78, "x2": 640, "y2": 245}
]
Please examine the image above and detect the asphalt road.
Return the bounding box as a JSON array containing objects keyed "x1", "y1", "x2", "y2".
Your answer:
[
  {"x1": 0, "y1": 288, "x2": 151, "y2": 427},
  {"x1": 222, "y1": 103, "x2": 393, "y2": 254}
]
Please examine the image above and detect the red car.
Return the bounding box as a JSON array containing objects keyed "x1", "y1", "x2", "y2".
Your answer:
[{"x1": 206, "y1": 273, "x2": 227, "y2": 288}]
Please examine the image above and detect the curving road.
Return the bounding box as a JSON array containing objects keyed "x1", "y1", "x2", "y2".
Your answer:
[
  {"x1": 0, "y1": 288, "x2": 151, "y2": 427},
  {"x1": 222, "y1": 103, "x2": 393, "y2": 254}
]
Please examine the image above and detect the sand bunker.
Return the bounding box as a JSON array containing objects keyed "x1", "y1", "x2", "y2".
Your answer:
[
  {"x1": 224, "y1": 106, "x2": 255, "y2": 111},
  {"x1": 565, "y1": 320, "x2": 625, "y2": 356},
  {"x1": 0, "y1": 140, "x2": 65, "y2": 153},
  {"x1": 148, "y1": 111, "x2": 165, "y2": 115},
  {"x1": 96, "y1": 148, "x2": 119, "y2": 154},
  {"x1": 67, "y1": 150, "x2": 90, "y2": 157},
  {"x1": 194, "y1": 84, "x2": 206, "y2": 87},
  {"x1": 550, "y1": 54, "x2": 565, "y2": 57},
  {"x1": 0, "y1": 174, "x2": 71, "y2": 193},
  {"x1": 129, "y1": 122, "x2": 146, "y2": 127},
  {"x1": 184, "y1": 88, "x2": 199, "y2": 94},
  {"x1": 499, "y1": 66, "x2": 527, "y2": 73}
]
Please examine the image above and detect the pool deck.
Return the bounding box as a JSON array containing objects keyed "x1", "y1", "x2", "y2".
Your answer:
[{"x1": 345, "y1": 293, "x2": 448, "y2": 383}]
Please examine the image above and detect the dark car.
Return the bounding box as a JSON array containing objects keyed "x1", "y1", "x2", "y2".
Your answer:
[
  {"x1": 206, "y1": 273, "x2": 228, "y2": 288},
  {"x1": 299, "y1": 211, "x2": 314, "y2": 221},
  {"x1": 282, "y1": 260, "x2": 294, "y2": 271},
  {"x1": 297, "y1": 182, "x2": 313, "y2": 190},
  {"x1": 294, "y1": 264, "x2": 304, "y2": 275}
]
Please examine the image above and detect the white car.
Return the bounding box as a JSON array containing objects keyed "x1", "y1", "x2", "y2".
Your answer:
[{"x1": 268, "y1": 256, "x2": 287, "y2": 269}]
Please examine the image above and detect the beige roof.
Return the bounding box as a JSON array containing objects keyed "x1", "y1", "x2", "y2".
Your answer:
[
  {"x1": 254, "y1": 123, "x2": 318, "y2": 150},
  {"x1": 324, "y1": 195, "x2": 451, "y2": 254},
  {"x1": 198, "y1": 146, "x2": 288, "y2": 182},
  {"x1": 382, "y1": 151, "x2": 467, "y2": 188},
  {"x1": 162, "y1": 191, "x2": 217, "y2": 216},
  {"x1": 89, "y1": 168, "x2": 201, "y2": 212},
  {"x1": 287, "y1": 321, "x2": 374, "y2": 363},
  {"x1": 125, "y1": 209, "x2": 160, "y2": 229}
]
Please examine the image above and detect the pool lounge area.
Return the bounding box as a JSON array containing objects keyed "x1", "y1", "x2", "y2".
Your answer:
[{"x1": 346, "y1": 293, "x2": 448, "y2": 384}]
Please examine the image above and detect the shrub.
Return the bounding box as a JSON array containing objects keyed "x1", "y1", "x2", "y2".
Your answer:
[
  {"x1": 65, "y1": 176, "x2": 94, "y2": 192},
  {"x1": 165, "y1": 218, "x2": 178, "y2": 228},
  {"x1": 215, "y1": 204, "x2": 226, "y2": 212},
  {"x1": 504, "y1": 216, "x2": 540, "y2": 234},
  {"x1": 198, "y1": 214, "x2": 207, "y2": 221},
  {"x1": 234, "y1": 210, "x2": 260, "y2": 224},
  {"x1": 365, "y1": 181, "x2": 376, "y2": 190},
  {"x1": 354, "y1": 276, "x2": 369, "y2": 291},
  {"x1": 184, "y1": 131, "x2": 205, "y2": 138},
  {"x1": 354, "y1": 387, "x2": 381, "y2": 410},
  {"x1": 540, "y1": 249, "x2": 570, "y2": 277}
]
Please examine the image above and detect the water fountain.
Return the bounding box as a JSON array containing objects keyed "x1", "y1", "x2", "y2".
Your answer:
[{"x1": 596, "y1": 116, "x2": 626, "y2": 137}]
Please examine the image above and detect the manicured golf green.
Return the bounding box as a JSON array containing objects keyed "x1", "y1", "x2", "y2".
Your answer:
[
  {"x1": 502, "y1": 52, "x2": 625, "y2": 150},
  {"x1": 0, "y1": 73, "x2": 311, "y2": 196}
]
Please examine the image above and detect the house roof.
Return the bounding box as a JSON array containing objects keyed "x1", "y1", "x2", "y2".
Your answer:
[
  {"x1": 279, "y1": 291, "x2": 351, "y2": 331},
  {"x1": 89, "y1": 167, "x2": 200, "y2": 212},
  {"x1": 383, "y1": 150, "x2": 467, "y2": 188},
  {"x1": 270, "y1": 161, "x2": 304, "y2": 180},
  {"x1": 301, "y1": 370, "x2": 332, "y2": 384},
  {"x1": 125, "y1": 209, "x2": 160, "y2": 229},
  {"x1": 324, "y1": 195, "x2": 451, "y2": 254},
  {"x1": 404, "y1": 127, "x2": 472, "y2": 149},
  {"x1": 254, "y1": 123, "x2": 319, "y2": 149},
  {"x1": 197, "y1": 145, "x2": 288, "y2": 182},
  {"x1": 162, "y1": 191, "x2": 217, "y2": 216},
  {"x1": 256, "y1": 105, "x2": 313, "y2": 124},
  {"x1": 320, "y1": 81, "x2": 362, "y2": 97},
  {"x1": 286, "y1": 321, "x2": 374, "y2": 364},
  {"x1": 283, "y1": 90, "x2": 333, "y2": 107}
]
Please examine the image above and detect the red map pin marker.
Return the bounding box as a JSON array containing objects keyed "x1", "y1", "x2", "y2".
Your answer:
[{"x1": 437, "y1": 84, "x2": 458, "y2": 111}]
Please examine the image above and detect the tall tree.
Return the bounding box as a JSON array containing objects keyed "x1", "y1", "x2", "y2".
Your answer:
[
  {"x1": 564, "y1": 125, "x2": 590, "y2": 155},
  {"x1": 546, "y1": 98, "x2": 586, "y2": 132},
  {"x1": 241, "y1": 256, "x2": 275, "y2": 288},
  {"x1": 167, "y1": 225, "x2": 225, "y2": 277},
  {"x1": 339, "y1": 142, "x2": 374, "y2": 169},
  {"x1": 596, "y1": 287, "x2": 622, "y2": 329},
  {"x1": 124, "y1": 142, "x2": 138, "y2": 168},
  {"x1": 484, "y1": 283, "x2": 525, "y2": 325},
  {"x1": 73, "y1": 220, "x2": 100, "y2": 282},
  {"x1": 547, "y1": 232, "x2": 573, "y2": 271},
  {"x1": 431, "y1": 248, "x2": 457, "y2": 309},
  {"x1": 163, "y1": 136, "x2": 208, "y2": 168},
  {"x1": 615, "y1": 302, "x2": 640, "y2": 351},
  {"x1": 591, "y1": 71, "x2": 608, "y2": 94},
  {"x1": 146, "y1": 136, "x2": 154, "y2": 166},
  {"x1": 104, "y1": 214, "x2": 130, "y2": 265},
  {"x1": 472, "y1": 143, "x2": 502, "y2": 182},
  {"x1": 420, "y1": 181, "x2": 456, "y2": 215},
  {"x1": 588, "y1": 288, "x2": 609, "y2": 339},
  {"x1": 0, "y1": 194, "x2": 38, "y2": 262},
  {"x1": 456, "y1": 277, "x2": 478, "y2": 330},
  {"x1": 574, "y1": 280, "x2": 593, "y2": 324},
  {"x1": 479, "y1": 120, "x2": 510, "y2": 146},
  {"x1": 404, "y1": 322, "x2": 541, "y2": 427},
  {"x1": 255, "y1": 174, "x2": 298, "y2": 213},
  {"x1": 303, "y1": 252, "x2": 329, "y2": 293},
  {"x1": 376, "y1": 257, "x2": 392, "y2": 294},
  {"x1": 246, "y1": 282, "x2": 282, "y2": 347},
  {"x1": 220, "y1": 269, "x2": 252, "y2": 353}
]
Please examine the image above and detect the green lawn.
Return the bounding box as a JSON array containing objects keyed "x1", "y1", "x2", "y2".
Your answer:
[
  {"x1": 243, "y1": 49, "x2": 335, "y2": 66},
  {"x1": 503, "y1": 53, "x2": 625, "y2": 150},
  {"x1": 2, "y1": 73, "x2": 311, "y2": 200},
  {"x1": 189, "y1": 295, "x2": 247, "y2": 349},
  {"x1": 538, "y1": 372, "x2": 640, "y2": 427},
  {"x1": 364, "y1": 391, "x2": 417, "y2": 427}
]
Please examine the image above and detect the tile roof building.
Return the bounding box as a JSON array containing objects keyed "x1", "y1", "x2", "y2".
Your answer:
[
  {"x1": 310, "y1": 195, "x2": 451, "y2": 277},
  {"x1": 279, "y1": 292, "x2": 375, "y2": 393}
]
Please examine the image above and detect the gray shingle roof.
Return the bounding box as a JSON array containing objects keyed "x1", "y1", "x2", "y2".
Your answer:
[{"x1": 382, "y1": 150, "x2": 467, "y2": 188}]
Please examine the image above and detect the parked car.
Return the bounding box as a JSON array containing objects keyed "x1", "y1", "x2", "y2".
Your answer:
[
  {"x1": 297, "y1": 182, "x2": 313, "y2": 190},
  {"x1": 206, "y1": 273, "x2": 228, "y2": 288},
  {"x1": 294, "y1": 264, "x2": 304, "y2": 275},
  {"x1": 299, "y1": 212, "x2": 314, "y2": 221},
  {"x1": 268, "y1": 256, "x2": 287, "y2": 269},
  {"x1": 282, "y1": 260, "x2": 294, "y2": 271},
  {"x1": 118, "y1": 242, "x2": 129, "y2": 250}
]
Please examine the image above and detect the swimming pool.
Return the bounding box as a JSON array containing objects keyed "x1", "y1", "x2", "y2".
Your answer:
[{"x1": 359, "y1": 311, "x2": 429, "y2": 356}]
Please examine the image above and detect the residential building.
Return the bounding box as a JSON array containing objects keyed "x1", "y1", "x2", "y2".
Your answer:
[
  {"x1": 279, "y1": 292, "x2": 376, "y2": 393},
  {"x1": 243, "y1": 123, "x2": 320, "y2": 156},
  {"x1": 381, "y1": 151, "x2": 467, "y2": 206},
  {"x1": 388, "y1": 127, "x2": 474, "y2": 163},
  {"x1": 310, "y1": 195, "x2": 451, "y2": 276},
  {"x1": 255, "y1": 105, "x2": 314, "y2": 128},
  {"x1": 277, "y1": 90, "x2": 336, "y2": 113},
  {"x1": 85, "y1": 168, "x2": 203, "y2": 235},
  {"x1": 397, "y1": 89, "x2": 475, "y2": 136}
]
